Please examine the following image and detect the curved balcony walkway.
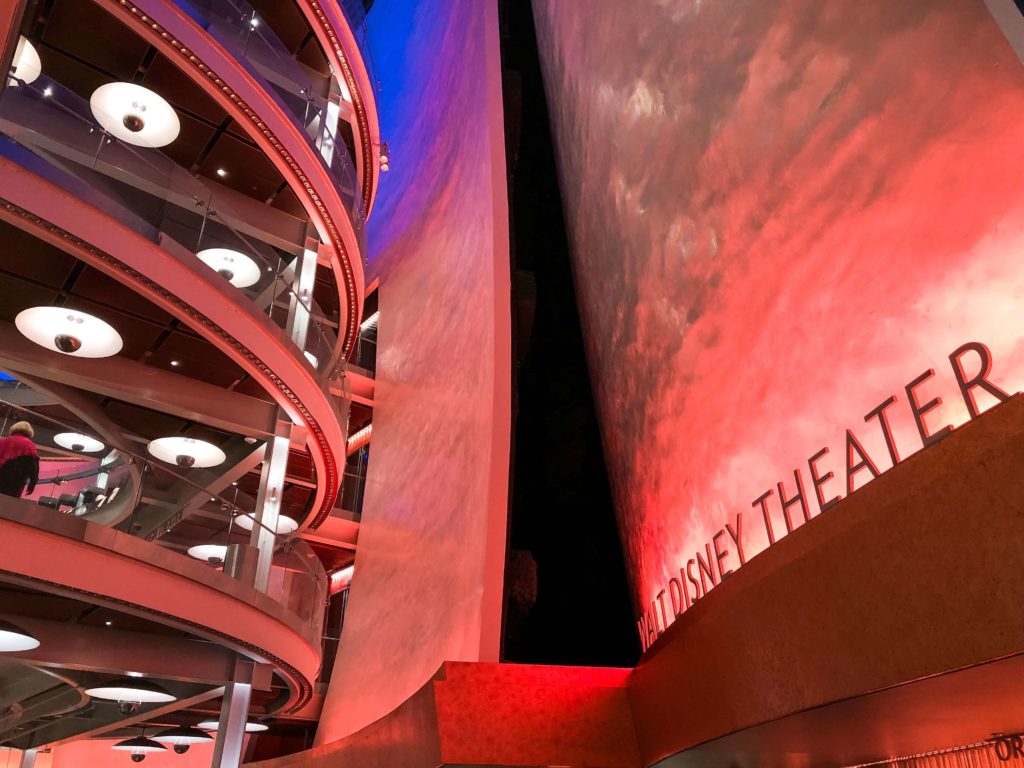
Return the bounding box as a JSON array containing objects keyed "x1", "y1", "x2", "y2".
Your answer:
[
  {"x1": 0, "y1": 153, "x2": 346, "y2": 529},
  {"x1": 96, "y1": 0, "x2": 366, "y2": 361},
  {"x1": 0, "y1": 495, "x2": 320, "y2": 712},
  {"x1": 293, "y1": 0, "x2": 381, "y2": 216}
]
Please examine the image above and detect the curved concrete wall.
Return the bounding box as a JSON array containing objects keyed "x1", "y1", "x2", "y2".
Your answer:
[
  {"x1": 533, "y1": 0, "x2": 1024, "y2": 633},
  {"x1": 316, "y1": 0, "x2": 510, "y2": 741}
]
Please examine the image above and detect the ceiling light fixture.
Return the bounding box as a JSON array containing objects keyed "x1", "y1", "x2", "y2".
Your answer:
[
  {"x1": 54, "y1": 432, "x2": 105, "y2": 453},
  {"x1": 187, "y1": 544, "x2": 228, "y2": 566},
  {"x1": 9, "y1": 37, "x2": 41, "y2": 86},
  {"x1": 234, "y1": 513, "x2": 298, "y2": 535},
  {"x1": 147, "y1": 437, "x2": 226, "y2": 469},
  {"x1": 15, "y1": 307, "x2": 123, "y2": 358},
  {"x1": 197, "y1": 720, "x2": 268, "y2": 732},
  {"x1": 0, "y1": 618, "x2": 40, "y2": 652},
  {"x1": 85, "y1": 678, "x2": 176, "y2": 715},
  {"x1": 216, "y1": 168, "x2": 227, "y2": 177},
  {"x1": 196, "y1": 248, "x2": 260, "y2": 288},
  {"x1": 90, "y1": 82, "x2": 180, "y2": 148},
  {"x1": 112, "y1": 735, "x2": 166, "y2": 763},
  {"x1": 154, "y1": 726, "x2": 214, "y2": 754}
]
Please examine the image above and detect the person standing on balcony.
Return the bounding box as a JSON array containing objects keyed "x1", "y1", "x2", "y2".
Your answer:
[{"x1": 0, "y1": 422, "x2": 39, "y2": 498}]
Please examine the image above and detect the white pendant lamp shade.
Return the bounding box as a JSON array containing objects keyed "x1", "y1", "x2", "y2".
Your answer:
[
  {"x1": 235, "y1": 513, "x2": 298, "y2": 535},
  {"x1": 112, "y1": 736, "x2": 166, "y2": 753},
  {"x1": 15, "y1": 307, "x2": 122, "y2": 358},
  {"x1": 85, "y1": 678, "x2": 176, "y2": 703},
  {"x1": 197, "y1": 720, "x2": 268, "y2": 732},
  {"x1": 154, "y1": 726, "x2": 214, "y2": 752},
  {"x1": 196, "y1": 248, "x2": 261, "y2": 288},
  {"x1": 0, "y1": 618, "x2": 40, "y2": 652},
  {"x1": 54, "y1": 432, "x2": 105, "y2": 453},
  {"x1": 9, "y1": 37, "x2": 41, "y2": 86},
  {"x1": 187, "y1": 544, "x2": 228, "y2": 564},
  {"x1": 90, "y1": 82, "x2": 180, "y2": 148},
  {"x1": 147, "y1": 436, "x2": 225, "y2": 469}
]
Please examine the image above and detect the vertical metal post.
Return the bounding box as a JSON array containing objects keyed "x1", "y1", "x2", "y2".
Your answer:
[
  {"x1": 249, "y1": 422, "x2": 291, "y2": 593},
  {"x1": 210, "y1": 681, "x2": 252, "y2": 768},
  {"x1": 286, "y1": 242, "x2": 318, "y2": 361},
  {"x1": 17, "y1": 749, "x2": 36, "y2": 768}
]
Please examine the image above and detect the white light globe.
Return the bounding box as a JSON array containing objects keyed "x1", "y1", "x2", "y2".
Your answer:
[
  {"x1": 0, "y1": 620, "x2": 40, "y2": 652},
  {"x1": 196, "y1": 248, "x2": 261, "y2": 288},
  {"x1": 9, "y1": 37, "x2": 41, "y2": 86},
  {"x1": 147, "y1": 436, "x2": 226, "y2": 469},
  {"x1": 54, "y1": 432, "x2": 105, "y2": 453},
  {"x1": 15, "y1": 307, "x2": 122, "y2": 358},
  {"x1": 234, "y1": 513, "x2": 298, "y2": 535},
  {"x1": 187, "y1": 544, "x2": 228, "y2": 563},
  {"x1": 197, "y1": 720, "x2": 268, "y2": 732},
  {"x1": 90, "y1": 82, "x2": 180, "y2": 148}
]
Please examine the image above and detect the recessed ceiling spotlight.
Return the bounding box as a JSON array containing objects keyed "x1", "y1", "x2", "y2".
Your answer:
[
  {"x1": 187, "y1": 544, "x2": 228, "y2": 566},
  {"x1": 105, "y1": 620, "x2": 113, "y2": 627},
  {"x1": 15, "y1": 307, "x2": 122, "y2": 358},
  {"x1": 147, "y1": 436, "x2": 226, "y2": 469},
  {"x1": 9, "y1": 37, "x2": 41, "y2": 86},
  {"x1": 0, "y1": 618, "x2": 40, "y2": 652},
  {"x1": 90, "y1": 82, "x2": 180, "y2": 148},
  {"x1": 234, "y1": 513, "x2": 298, "y2": 535},
  {"x1": 170, "y1": 359, "x2": 181, "y2": 367},
  {"x1": 197, "y1": 720, "x2": 268, "y2": 732},
  {"x1": 54, "y1": 432, "x2": 105, "y2": 453},
  {"x1": 216, "y1": 168, "x2": 227, "y2": 177},
  {"x1": 196, "y1": 248, "x2": 260, "y2": 288}
]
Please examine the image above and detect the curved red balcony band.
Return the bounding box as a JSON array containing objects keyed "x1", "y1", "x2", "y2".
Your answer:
[
  {"x1": 296, "y1": 0, "x2": 381, "y2": 217},
  {"x1": 99, "y1": 0, "x2": 366, "y2": 361},
  {"x1": 0, "y1": 503, "x2": 320, "y2": 712},
  {"x1": 0, "y1": 156, "x2": 345, "y2": 530}
]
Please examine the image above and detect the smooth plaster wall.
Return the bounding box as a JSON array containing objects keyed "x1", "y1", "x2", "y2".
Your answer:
[
  {"x1": 317, "y1": 0, "x2": 510, "y2": 742},
  {"x1": 533, "y1": 0, "x2": 1024, "y2": 633}
]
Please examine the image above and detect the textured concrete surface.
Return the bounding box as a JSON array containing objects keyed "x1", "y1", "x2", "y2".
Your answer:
[
  {"x1": 316, "y1": 0, "x2": 510, "y2": 742},
  {"x1": 533, "y1": 0, "x2": 1024, "y2": 618}
]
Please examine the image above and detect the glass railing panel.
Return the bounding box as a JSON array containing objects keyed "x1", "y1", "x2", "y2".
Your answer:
[
  {"x1": 0, "y1": 73, "x2": 344, "y2": 379},
  {"x1": 172, "y1": 0, "x2": 366, "y2": 239},
  {"x1": 0, "y1": 397, "x2": 327, "y2": 629}
]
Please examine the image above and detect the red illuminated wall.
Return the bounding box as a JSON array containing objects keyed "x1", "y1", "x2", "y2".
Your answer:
[
  {"x1": 533, "y1": 0, "x2": 1024, "y2": 643},
  {"x1": 317, "y1": 0, "x2": 510, "y2": 742}
]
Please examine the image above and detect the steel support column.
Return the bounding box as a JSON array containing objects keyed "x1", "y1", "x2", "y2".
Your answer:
[
  {"x1": 249, "y1": 422, "x2": 292, "y2": 592},
  {"x1": 210, "y1": 681, "x2": 252, "y2": 768}
]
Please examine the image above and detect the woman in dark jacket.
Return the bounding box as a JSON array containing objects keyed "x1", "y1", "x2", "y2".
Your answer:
[{"x1": 0, "y1": 421, "x2": 39, "y2": 498}]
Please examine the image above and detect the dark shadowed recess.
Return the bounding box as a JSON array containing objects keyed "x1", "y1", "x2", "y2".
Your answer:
[{"x1": 498, "y1": 0, "x2": 639, "y2": 667}]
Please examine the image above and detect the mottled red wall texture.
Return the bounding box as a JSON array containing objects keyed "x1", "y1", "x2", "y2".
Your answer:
[
  {"x1": 533, "y1": 0, "x2": 1024, "y2": 636},
  {"x1": 317, "y1": 0, "x2": 509, "y2": 743}
]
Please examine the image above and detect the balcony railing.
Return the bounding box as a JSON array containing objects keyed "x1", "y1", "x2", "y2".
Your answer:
[
  {"x1": 176, "y1": 0, "x2": 368, "y2": 251},
  {"x1": 0, "y1": 72, "x2": 344, "y2": 381},
  {"x1": 0, "y1": 396, "x2": 328, "y2": 639}
]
